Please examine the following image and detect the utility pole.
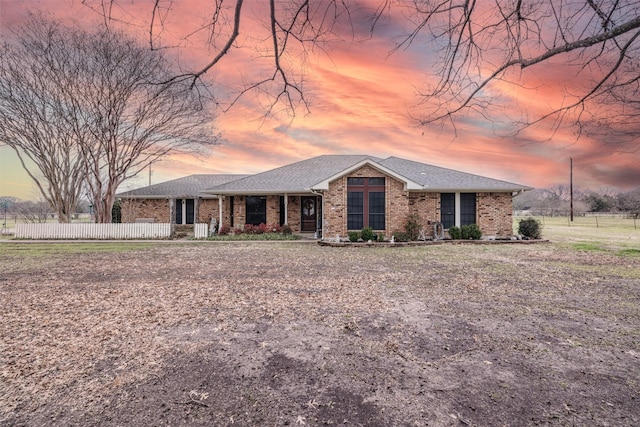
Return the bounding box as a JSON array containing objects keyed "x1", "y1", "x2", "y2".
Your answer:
[{"x1": 570, "y1": 157, "x2": 574, "y2": 222}]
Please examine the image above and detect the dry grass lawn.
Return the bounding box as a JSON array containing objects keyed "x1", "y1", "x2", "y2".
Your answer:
[{"x1": 1, "y1": 222, "x2": 639, "y2": 426}]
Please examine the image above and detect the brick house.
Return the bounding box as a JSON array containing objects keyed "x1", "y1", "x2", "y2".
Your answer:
[{"x1": 117, "y1": 155, "x2": 531, "y2": 238}]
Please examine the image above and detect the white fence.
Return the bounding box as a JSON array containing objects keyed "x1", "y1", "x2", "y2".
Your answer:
[
  {"x1": 194, "y1": 223, "x2": 209, "y2": 239},
  {"x1": 15, "y1": 223, "x2": 172, "y2": 239}
]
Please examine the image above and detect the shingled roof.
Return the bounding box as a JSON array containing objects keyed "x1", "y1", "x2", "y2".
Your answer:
[
  {"x1": 118, "y1": 155, "x2": 531, "y2": 198},
  {"x1": 206, "y1": 155, "x2": 531, "y2": 194},
  {"x1": 377, "y1": 157, "x2": 530, "y2": 192},
  {"x1": 117, "y1": 174, "x2": 249, "y2": 198},
  {"x1": 206, "y1": 155, "x2": 383, "y2": 194}
]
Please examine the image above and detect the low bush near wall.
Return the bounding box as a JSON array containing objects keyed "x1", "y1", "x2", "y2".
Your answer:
[{"x1": 518, "y1": 217, "x2": 542, "y2": 239}]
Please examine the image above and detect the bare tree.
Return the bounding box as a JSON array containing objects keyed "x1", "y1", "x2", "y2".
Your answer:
[
  {"x1": 82, "y1": 0, "x2": 355, "y2": 117},
  {"x1": 387, "y1": 1, "x2": 640, "y2": 146},
  {"x1": 0, "y1": 14, "x2": 217, "y2": 223},
  {"x1": 83, "y1": 1, "x2": 640, "y2": 146},
  {"x1": 14, "y1": 199, "x2": 51, "y2": 223}
]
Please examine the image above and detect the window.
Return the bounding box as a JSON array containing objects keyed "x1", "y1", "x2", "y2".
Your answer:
[
  {"x1": 175, "y1": 198, "x2": 195, "y2": 224},
  {"x1": 460, "y1": 193, "x2": 476, "y2": 226},
  {"x1": 347, "y1": 191, "x2": 364, "y2": 229},
  {"x1": 347, "y1": 177, "x2": 385, "y2": 230},
  {"x1": 246, "y1": 196, "x2": 266, "y2": 225},
  {"x1": 440, "y1": 193, "x2": 455, "y2": 229},
  {"x1": 440, "y1": 193, "x2": 476, "y2": 228}
]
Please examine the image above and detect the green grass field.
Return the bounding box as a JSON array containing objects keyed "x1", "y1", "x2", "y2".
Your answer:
[{"x1": 514, "y1": 215, "x2": 640, "y2": 254}]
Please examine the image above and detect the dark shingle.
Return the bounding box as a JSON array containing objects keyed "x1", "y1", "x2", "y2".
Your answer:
[{"x1": 117, "y1": 174, "x2": 249, "y2": 198}]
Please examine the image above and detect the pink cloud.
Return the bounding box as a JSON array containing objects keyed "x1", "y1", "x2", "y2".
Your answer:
[{"x1": 1, "y1": 0, "x2": 639, "y2": 200}]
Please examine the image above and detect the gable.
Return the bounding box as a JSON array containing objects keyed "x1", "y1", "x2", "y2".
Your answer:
[{"x1": 311, "y1": 159, "x2": 423, "y2": 191}]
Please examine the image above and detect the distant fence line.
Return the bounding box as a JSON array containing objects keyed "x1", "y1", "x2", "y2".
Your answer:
[
  {"x1": 516, "y1": 215, "x2": 638, "y2": 230},
  {"x1": 15, "y1": 223, "x2": 173, "y2": 239},
  {"x1": 514, "y1": 211, "x2": 636, "y2": 219}
]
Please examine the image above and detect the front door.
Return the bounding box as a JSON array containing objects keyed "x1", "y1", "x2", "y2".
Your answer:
[{"x1": 301, "y1": 196, "x2": 317, "y2": 232}]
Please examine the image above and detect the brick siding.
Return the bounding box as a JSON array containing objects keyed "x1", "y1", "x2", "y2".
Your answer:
[
  {"x1": 120, "y1": 199, "x2": 170, "y2": 223},
  {"x1": 477, "y1": 192, "x2": 513, "y2": 237},
  {"x1": 121, "y1": 181, "x2": 514, "y2": 238}
]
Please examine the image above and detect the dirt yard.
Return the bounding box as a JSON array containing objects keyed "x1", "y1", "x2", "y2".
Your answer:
[{"x1": 1, "y1": 241, "x2": 639, "y2": 426}]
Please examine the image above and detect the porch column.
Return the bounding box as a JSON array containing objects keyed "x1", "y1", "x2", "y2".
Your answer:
[
  {"x1": 455, "y1": 192, "x2": 461, "y2": 227},
  {"x1": 218, "y1": 196, "x2": 224, "y2": 230},
  {"x1": 284, "y1": 193, "x2": 288, "y2": 225},
  {"x1": 169, "y1": 198, "x2": 176, "y2": 235}
]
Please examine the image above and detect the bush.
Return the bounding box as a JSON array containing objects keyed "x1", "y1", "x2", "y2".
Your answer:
[
  {"x1": 268, "y1": 223, "x2": 282, "y2": 233},
  {"x1": 348, "y1": 231, "x2": 361, "y2": 242},
  {"x1": 281, "y1": 224, "x2": 293, "y2": 235},
  {"x1": 448, "y1": 226, "x2": 461, "y2": 239},
  {"x1": 392, "y1": 231, "x2": 409, "y2": 242},
  {"x1": 360, "y1": 227, "x2": 375, "y2": 241},
  {"x1": 461, "y1": 224, "x2": 482, "y2": 240},
  {"x1": 218, "y1": 225, "x2": 230, "y2": 235},
  {"x1": 518, "y1": 217, "x2": 542, "y2": 239},
  {"x1": 404, "y1": 214, "x2": 421, "y2": 241}
]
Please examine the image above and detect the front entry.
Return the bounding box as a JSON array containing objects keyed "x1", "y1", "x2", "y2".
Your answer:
[
  {"x1": 176, "y1": 199, "x2": 195, "y2": 224},
  {"x1": 301, "y1": 196, "x2": 317, "y2": 232}
]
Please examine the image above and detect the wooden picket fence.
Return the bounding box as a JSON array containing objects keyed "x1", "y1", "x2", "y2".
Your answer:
[
  {"x1": 15, "y1": 223, "x2": 172, "y2": 239},
  {"x1": 194, "y1": 223, "x2": 209, "y2": 239}
]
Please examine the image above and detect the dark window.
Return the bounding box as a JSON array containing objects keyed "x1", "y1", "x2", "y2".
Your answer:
[
  {"x1": 279, "y1": 196, "x2": 285, "y2": 226},
  {"x1": 246, "y1": 196, "x2": 267, "y2": 225},
  {"x1": 185, "y1": 199, "x2": 195, "y2": 224},
  {"x1": 347, "y1": 177, "x2": 385, "y2": 230},
  {"x1": 347, "y1": 191, "x2": 364, "y2": 230},
  {"x1": 368, "y1": 191, "x2": 385, "y2": 230},
  {"x1": 460, "y1": 193, "x2": 476, "y2": 226},
  {"x1": 229, "y1": 196, "x2": 235, "y2": 228},
  {"x1": 176, "y1": 199, "x2": 183, "y2": 224},
  {"x1": 441, "y1": 193, "x2": 455, "y2": 229}
]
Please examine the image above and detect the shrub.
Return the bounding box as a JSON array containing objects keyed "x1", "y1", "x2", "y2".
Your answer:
[
  {"x1": 392, "y1": 231, "x2": 409, "y2": 242},
  {"x1": 518, "y1": 217, "x2": 542, "y2": 239},
  {"x1": 269, "y1": 223, "x2": 283, "y2": 233},
  {"x1": 377, "y1": 233, "x2": 386, "y2": 242},
  {"x1": 281, "y1": 224, "x2": 293, "y2": 235},
  {"x1": 448, "y1": 226, "x2": 461, "y2": 239},
  {"x1": 461, "y1": 224, "x2": 482, "y2": 240},
  {"x1": 218, "y1": 225, "x2": 230, "y2": 235},
  {"x1": 348, "y1": 231, "x2": 361, "y2": 242},
  {"x1": 233, "y1": 227, "x2": 243, "y2": 235},
  {"x1": 404, "y1": 214, "x2": 421, "y2": 241},
  {"x1": 360, "y1": 227, "x2": 375, "y2": 241}
]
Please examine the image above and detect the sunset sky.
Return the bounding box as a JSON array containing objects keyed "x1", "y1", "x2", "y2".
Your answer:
[{"x1": 1, "y1": 0, "x2": 639, "y2": 200}]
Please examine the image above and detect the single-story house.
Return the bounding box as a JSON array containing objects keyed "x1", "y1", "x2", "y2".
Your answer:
[{"x1": 117, "y1": 155, "x2": 532, "y2": 238}]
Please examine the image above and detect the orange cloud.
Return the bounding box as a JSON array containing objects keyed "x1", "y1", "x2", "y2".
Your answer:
[{"x1": 1, "y1": 0, "x2": 639, "y2": 201}]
